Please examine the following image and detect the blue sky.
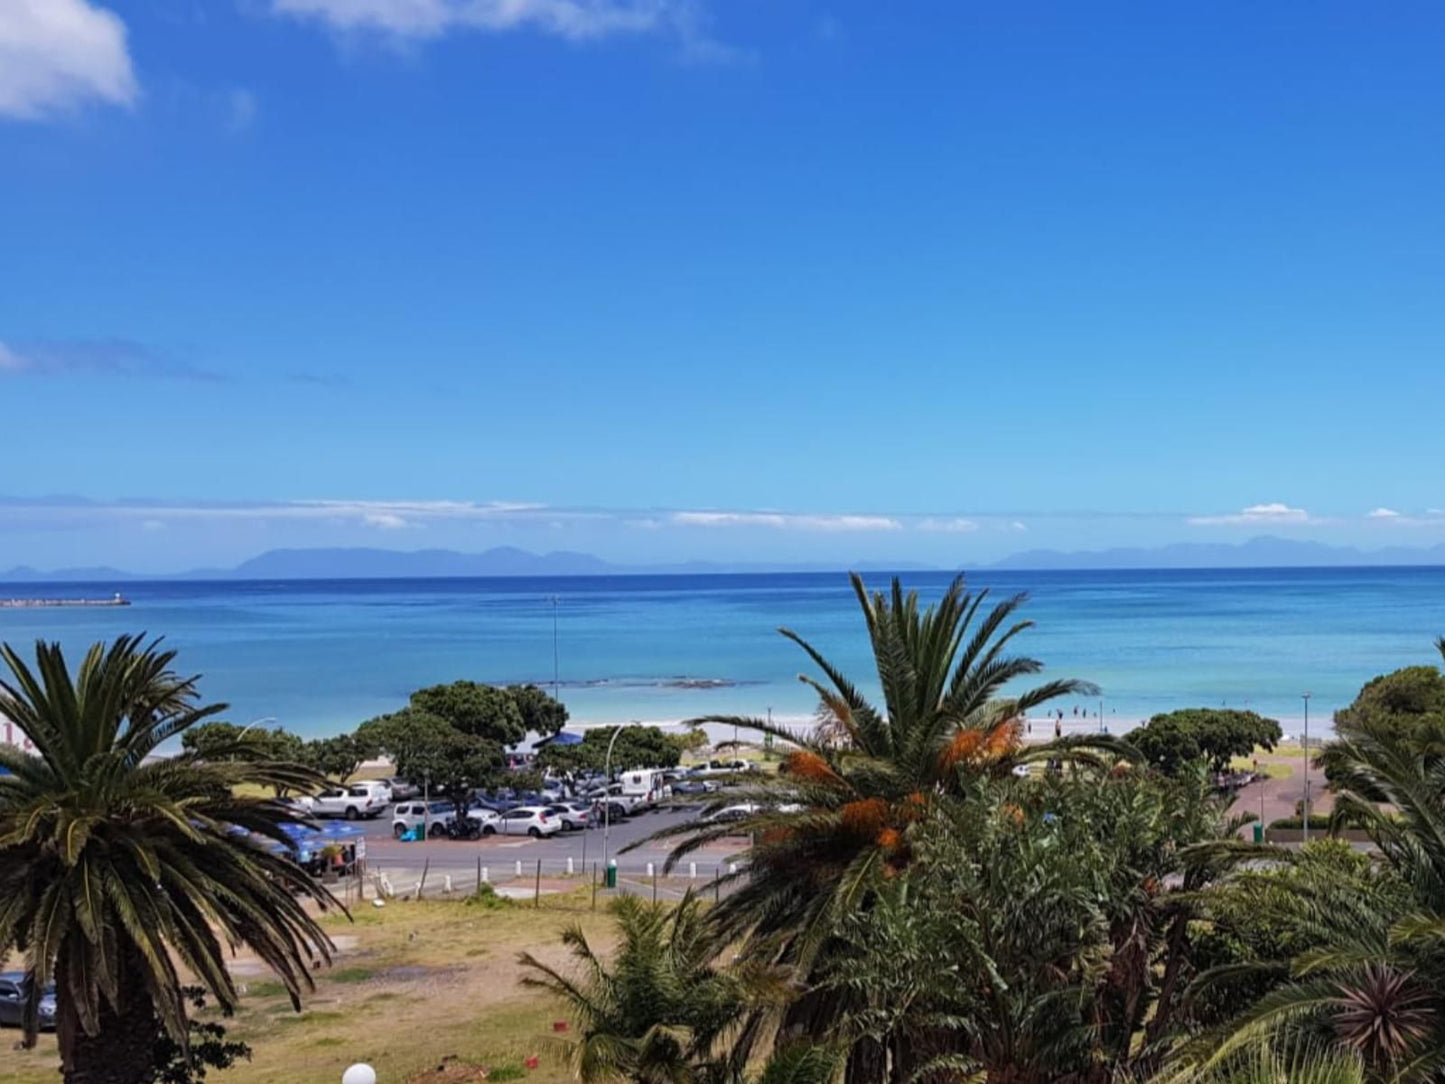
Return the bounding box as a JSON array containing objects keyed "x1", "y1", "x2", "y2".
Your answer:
[{"x1": 2, "y1": 0, "x2": 1444, "y2": 572}]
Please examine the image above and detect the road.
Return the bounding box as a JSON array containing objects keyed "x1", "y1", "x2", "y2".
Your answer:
[{"x1": 339, "y1": 802, "x2": 745, "y2": 880}]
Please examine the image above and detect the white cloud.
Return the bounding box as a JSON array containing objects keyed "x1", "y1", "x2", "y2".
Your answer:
[
  {"x1": 672, "y1": 511, "x2": 903, "y2": 532},
  {"x1": 1009, "y1": 521, "x2": 1027, "y2": 532},
  {"x1": 270, "y1": 0, "x2": 725, "y2": 52},
  {"x1": 0, "y1": 0, "x2": 138, "y2": 120},
  {"x1": 1367, "y1": 507, "x2": 1401, "y2": 519},
  {"x1": 0, "y1": 342, "x2": 28, "y2": 371},
  {"x1": 916, "y1": 517, "x2": 979, "y2": 534},
  {"x1": 1188, "y1": 502, "x2": 1314, "y2": 527},
  {"x1": 362, "y1": 511, "x2": 411, "y2": 529}
]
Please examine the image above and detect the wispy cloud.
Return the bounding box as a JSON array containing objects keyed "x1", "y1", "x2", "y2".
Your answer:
[
  {"x1": 916, "y1": 517, "x2": 979, "y2": 534},
  {"x1": 1363, "y1": 507, "x2": 1445, "y2": 527},
  {"x1": 1187, "y1": 502, "x2": 1316, "y2": 527},
  {"x1": 269, "y1": 0, "x2": 737, "y2": 61},
  {"x1": 0, "y1": 0, "x2": 138, "y2": 121},
  {"x1": 1367, "y1": 507, "x2": 1401, "y2": 519},
  {"x1": 0, "y1": 338, "x2": 222, "y2": 381},
  {"x1": 672, "y1": 511, "x2": 903, "y2": 532}
]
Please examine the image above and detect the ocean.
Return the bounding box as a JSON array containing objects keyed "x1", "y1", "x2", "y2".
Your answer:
[{"x1": 1, "y1": 567, "x2": 1442, "y2": 741}]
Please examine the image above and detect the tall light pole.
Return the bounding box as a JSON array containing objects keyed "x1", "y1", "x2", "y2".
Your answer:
[
  {"x1": 1301, "y1": 692, "x2": 1312, "y2": 844},
  {"x1": 600, "y1": 723, "x2": 628, "y2": 877}
]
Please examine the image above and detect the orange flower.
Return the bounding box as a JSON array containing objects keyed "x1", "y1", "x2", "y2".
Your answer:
[
  {"x1": 787, "y1": 750, "x2": 841, "y2": 784},
  {"x1": 939, "y1": 728, "x2": 987, "y2": 773},
  {"x1": 840, "y1": 797, "x2": 888, "y2": 836},
  {"x1": 876, "y1": 827, "x2": 902, "y2": 850},
  {"x1": 1000, "y1": 802, "x2": 1025, "y2": 826},
  {"x1": 761, "y1": 826, "x2": 795, "y2": 846}
]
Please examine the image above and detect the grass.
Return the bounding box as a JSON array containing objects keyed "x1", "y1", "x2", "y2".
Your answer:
[{"x1": 5, "y1": 891, "x2": 612, "y2": 1084}]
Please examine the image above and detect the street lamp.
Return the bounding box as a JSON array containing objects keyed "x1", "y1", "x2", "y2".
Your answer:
[
  {"x1": 1301, "y1": 693, "x2": 1311, "y2": 844},
  {"x1": 601, "y1": 720, "x2": 685, "y2": 877}
]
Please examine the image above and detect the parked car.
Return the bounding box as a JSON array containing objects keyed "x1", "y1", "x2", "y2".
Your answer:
[
  {"x1": 466, "y1": 806, "x2": 502, "y2": 834},
  {"x1": 546, "y1": 802, "x2": 593, "y2": 831},
  {"x1": 495, "y1": 806, "x2": 562, "y2": 837},
  {"x1": 670, "y1": 779, "x2": 715, "y2": 796},
  {"x1": 0, "y1": 973, "x2": 56, "y2": 1030},
  {"x1": 392, "y1": 801, "x2": 456, "y2": 838},
  {"x1": 383, "y1": 777, "x2": 420, "y2": 800},
  {"x1": 312, "y1": 784, "x2": 387, "y2": 820},
  {"x1": 348, "y1": 780, "x2": 394, "y2": 805},
  {"x1": 706, "y1": 803, "x2": 759, "y2": 824},
  {"x1": 584, "y1": 784, "x2": 648, "y2": 816}
]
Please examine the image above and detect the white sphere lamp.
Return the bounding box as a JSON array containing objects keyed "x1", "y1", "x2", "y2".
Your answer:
[{"x1": 342, "y1": 1065, "x2": 377, "y2": 1084}]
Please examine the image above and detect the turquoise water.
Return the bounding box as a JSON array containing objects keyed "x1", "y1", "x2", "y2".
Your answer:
[{"x1": 1, "y1": 568, "x2": 1442, "y2": 740}]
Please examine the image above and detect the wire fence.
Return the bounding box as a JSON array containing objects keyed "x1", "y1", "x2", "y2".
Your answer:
[{"x1": 326, "y1": 857, "x2": 741, "y2": 911}]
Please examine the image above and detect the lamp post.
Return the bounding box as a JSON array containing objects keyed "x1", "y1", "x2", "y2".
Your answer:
[
  {"x1": 600, "y1": 723, "x2": 628, "y2": 876},
  {"x1": 1301, "y1": 692, "x2": 1311, "y2": 844}
]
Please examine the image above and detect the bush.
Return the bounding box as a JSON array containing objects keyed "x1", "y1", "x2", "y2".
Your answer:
[{"x1": 464, "y1": 882, "x2": 512, "y2": 910}]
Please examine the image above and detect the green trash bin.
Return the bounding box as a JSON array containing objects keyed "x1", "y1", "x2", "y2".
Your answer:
[
  {"x1": 1252, "y1": 823, "x2": 1264, "y2": 844},
  {"x1": 605, "y1": 862, "x2": 618, "y2": 889}
]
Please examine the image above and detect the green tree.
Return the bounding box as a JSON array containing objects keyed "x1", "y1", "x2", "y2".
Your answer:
[
  {"x1": 822, "y1": 769, "x2": 1242, "y2": 1083},
  {"x1": 1127, "y1": 709, "x2": 1282, "y2": 775},
  {"x1": 300, "y1": 732, "x2": 377, "y2": 781},
  {"x1": 0, "y1": 636, "x2": 336, "y2": 1084},
  {"x1": 506, "y1": 683, "x2": 569, "y2": 738},
  {"x1": 358, "y1": 707, "x2": 504, "y2": 808},
  {"x1": 1322, "y1": 639, "x2": 1445, "y2": 781},
  {"x1": 643, "y1": 574, "x2": 1098, "y2": 964},
  {"x1": 1200, "y1": 665, "x2": 1445, "y2": 1080},
  {"x1": 520, "y1": 893, "x2": 803, "y2": 1084},
  {"x1": 409, "y1": 680, "x2": 526, "y2": 745},
  {"x1": 535, "y1": 725, "x2": 684, "y2": 784},
  {"x1": 181, "y1": 720, "x2": 304, "y2": 763}
]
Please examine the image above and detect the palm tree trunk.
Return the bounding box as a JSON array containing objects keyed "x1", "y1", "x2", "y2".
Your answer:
[{"x1": 59, "y1": 951, "x2": 160, "y2": 1084}]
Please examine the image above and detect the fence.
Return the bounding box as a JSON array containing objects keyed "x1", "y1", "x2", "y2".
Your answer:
[{"x1": 325, "y1": 856, "x2": 742, "y2": 910}]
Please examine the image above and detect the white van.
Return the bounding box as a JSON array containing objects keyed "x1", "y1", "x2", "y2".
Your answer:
[
  {"x1": 349, "y1": 780, "x2": 393, "y2": 805},
  {"x1": 619, "y1": 769, "x2": 668, "y2": 810}
]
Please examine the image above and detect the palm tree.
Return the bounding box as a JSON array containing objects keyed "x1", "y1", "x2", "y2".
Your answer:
[
  {"x1": 519, "y1": 892, "x2": 795, "y2": 1084},
  {"x1": 639, "y1": 573, "x2": 1101, "y2": 964},
  {"x1": 0, "y1": 636, "x2": 339, "y2": 1084},
  {"x1": 1197, "y1": 645, "x2": 1445, "y2": 1081}
]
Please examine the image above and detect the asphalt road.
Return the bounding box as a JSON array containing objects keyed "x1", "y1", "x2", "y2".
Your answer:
[{"x1": 342, "y1": 802, "x2": 743, "y2": 876}]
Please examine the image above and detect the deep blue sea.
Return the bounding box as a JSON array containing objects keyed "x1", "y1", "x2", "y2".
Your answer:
[{"x1": 2, "y1": 568, "x2": 1443, "y2": 741}]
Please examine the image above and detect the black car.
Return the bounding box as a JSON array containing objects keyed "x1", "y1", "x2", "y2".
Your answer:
[{"x1": 0, "y1": 972, "x2": 57, "y2": 1030}]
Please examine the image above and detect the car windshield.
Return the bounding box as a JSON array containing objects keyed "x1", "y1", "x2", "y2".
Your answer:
[
  {"x1": 347, "y1": 786, "x2": 371, "y2": 797},
  {"x1": 428, "y1": 802, "x2": 452, "y2": 813}
]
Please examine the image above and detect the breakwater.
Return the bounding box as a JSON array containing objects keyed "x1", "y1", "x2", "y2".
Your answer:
[{"x1": 0, "y1": 595, "x2": 130, "y2": 609}]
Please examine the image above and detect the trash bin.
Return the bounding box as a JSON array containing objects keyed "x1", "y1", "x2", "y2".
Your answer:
[
  {"x1": 1252, "y1": 823, "x2": 1264, "y2": 844},
  {"x1": 605, "y1": 861, "x2": 618, "y2": 889}
]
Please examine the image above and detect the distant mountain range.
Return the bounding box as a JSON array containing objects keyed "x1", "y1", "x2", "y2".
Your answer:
[
  {"x1": 3, "y1": 537, "x2": 1445, "y2": 583},
  {"x1": 0, "y1": 546, "x2": 936, "y2": 582}
]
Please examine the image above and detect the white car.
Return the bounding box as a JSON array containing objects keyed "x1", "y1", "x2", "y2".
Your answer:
[
  {"x1": 466, "y1": 806, "x2": 502, "y2": 834},
  {"x1": 392, "y1": 801, "x2": 455, "y2": 839},
  {"x1": 706, "y1": 803, "x2": 759, "y2": 824},
  {"x1": 312, "y1": 785, "x2": 387, "y2": 820},
  {"x1": 495, "y1": 805, "x2": 562, "y2": 837}
]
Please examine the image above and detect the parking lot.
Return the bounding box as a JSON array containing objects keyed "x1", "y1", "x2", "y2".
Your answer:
[{"x1": 341, "y1": 799, "x2": 742, "y2": 878}]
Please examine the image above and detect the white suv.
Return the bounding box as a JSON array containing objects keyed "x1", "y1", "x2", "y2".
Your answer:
[
  {"x1": 495, "y1": 806, "x2": 561, "y2": 837},
  {"x1": 312, "y1": 785, "x2": 387, "y2": 820},
  {"x1": 392, "y1": 801, "x2": 455, "y2": 838}
]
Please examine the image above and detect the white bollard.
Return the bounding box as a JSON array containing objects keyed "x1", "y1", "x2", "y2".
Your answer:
[
  {"x1": 646, "y1": 862, "x2": 654, "y2": 878},
  {"x1": 515, "y1": 860, "x2": 523, "y2": 877},
  {"x1": 566, "y1": 856, "x2": 574, "y2": 875},
  {"x1": 481, "y1": 866, "x2": 489, "y2": 883},
  {"x1": 689, "y1": 862, "x2": 697, "y2": 879},
  {"x1": 728, "y1": 863, "x2": 737, "y2": 875},
  {"x1": 443, "y1": 874, "x2": 453, "y2": 895}
]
